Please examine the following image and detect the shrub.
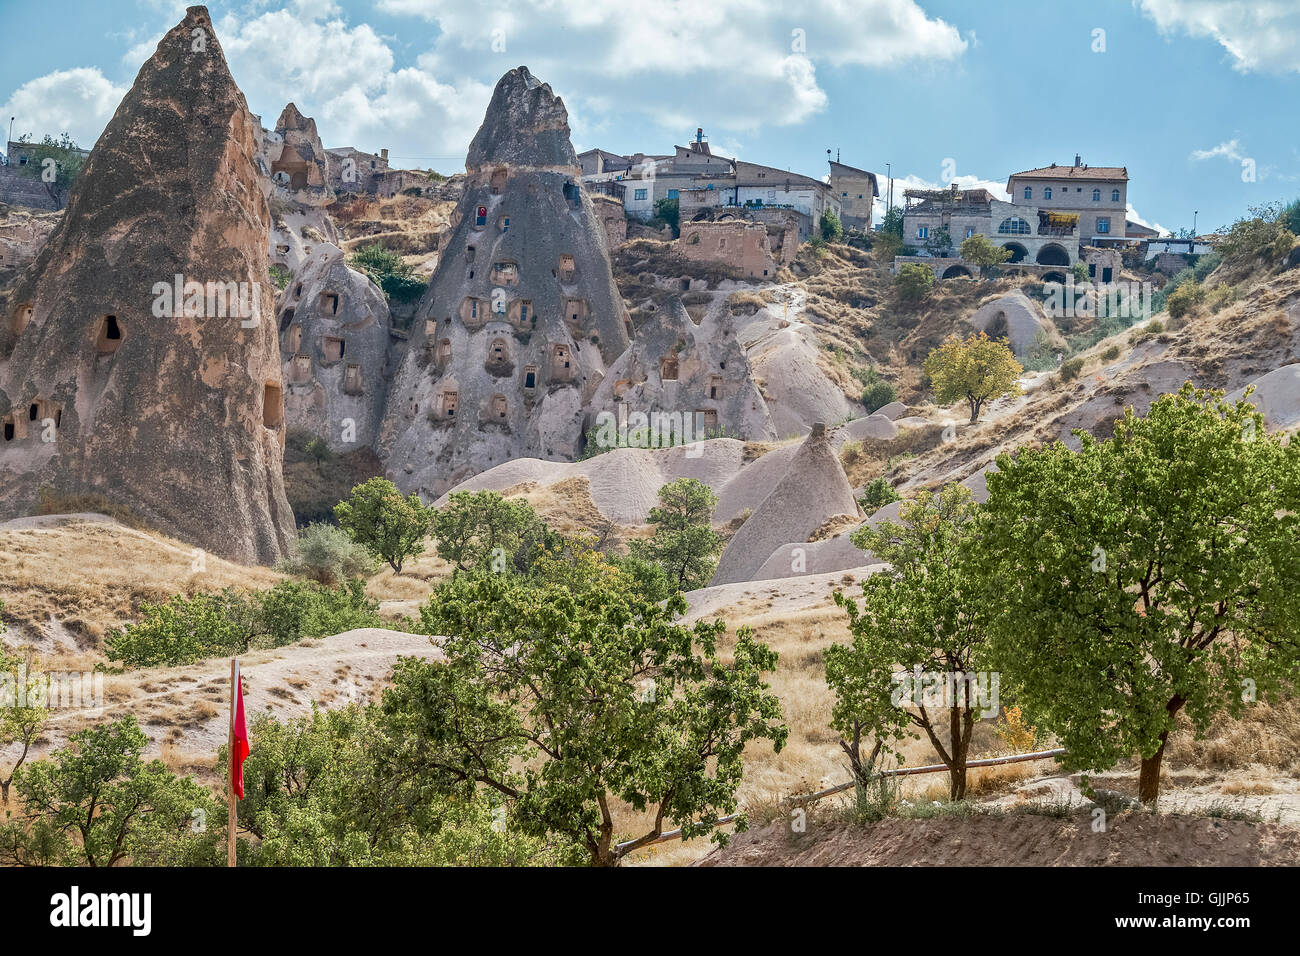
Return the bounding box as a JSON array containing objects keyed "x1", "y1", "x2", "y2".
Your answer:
[
  {"x1": 1101, "y1": 345, "x2": 1120, "y2": 361},
  {"x1": 861, "y1": 380, "x2": 897, "y2": 413},
  {"x1": 820, "y1": 209, "x2": 843, "y2": 243},
  {"x1": 894, "y1": 263, "x2": 934, "y2": 303},
  {"x1": 432, "y1": 491, "x2": 554, "y2": 574},
  {"x1": 857, "y1": 477, "x2": 901, "y2": 513},
  {"x1": 1058, "y1": 357, "x2": 1084, "y2": 382},
  {"x1": 278, "y1": 522, "x2": 377, "y2": 585},
  {"x1": 349, "y1": 243, "x2": 428, "y2": 303},
  {"x1": 1165, "y1": 279, "x2": 1205, "y2": 318},
  {"x1": 1072, "y1": 262, "x2": 1090, "y2": 284},
  {"x1": 628, "y1": 478, "x2": 722, "y2": 592}
]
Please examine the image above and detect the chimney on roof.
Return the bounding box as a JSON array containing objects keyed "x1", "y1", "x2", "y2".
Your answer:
[
  {"x1": 381, "y1": 148, "x2": 389, "y2": 163},
  {"x1": 1074, "y1": 154, "x2": 1082, "y2": 167}
]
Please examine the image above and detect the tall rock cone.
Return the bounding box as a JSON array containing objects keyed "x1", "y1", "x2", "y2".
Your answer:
[
  {"x1": 0, "y1": 5, "x2": 295, "y2": 564},
  {"x1": 710, "y1": 423, "x2": 860, "y2": 586},
  {"x1": 378, "y1": 66, "x2": 632, "y2": 498}
]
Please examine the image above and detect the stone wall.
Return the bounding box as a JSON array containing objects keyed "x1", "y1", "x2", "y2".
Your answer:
[{"x1": 676, "y1": 220, "x2": 778, "y2": 279}]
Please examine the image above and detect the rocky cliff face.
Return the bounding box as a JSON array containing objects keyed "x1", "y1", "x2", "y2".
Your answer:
[
  {"x1": 0, "y1": 5, "x2": 295, "y2": 564},
  {"x1": 379, "y1": 66, "x2": 632, "y2": 497}
]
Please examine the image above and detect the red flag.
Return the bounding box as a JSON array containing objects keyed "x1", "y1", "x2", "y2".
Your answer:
[{"x1": 230, "y1": 660, "x2": 250, "y2": 799}]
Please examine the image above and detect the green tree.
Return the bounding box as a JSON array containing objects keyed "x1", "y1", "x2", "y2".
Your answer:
[
  {"x1": 0, "y1": 613, "x2": 48, "y2": 804},
  {"x1": 894, "y1": 263, "x2": 935, "y2": 303},
  {"x1": 348, "y1": 243, "x2": 428, "y2": 303},
  {"x1": 653, "y1": 197, "x2": 680, "y2": 237},
  {"x1": 0, "y1": 716, "x2": 221, "y2": 866},
  {"x1": 976, "y1": 385, "x2": 1300, "y2": 802},
  {"x1": 923, "y1": 332, "x2": 1023, "y2": 423},
  {"x1": 104, "y1": 592, "x2": 250, "y2": 668},
  {"x1": 431, "y1": 491, "x2": 553, "y2": 574},
  {"x1": 334, "y1": 477, "x2": 434, "y2": 574},
  {"x1": 857, "y1": 476, "x2": 901, "y2": 513},
  {"x1": 390, "y1": 551, "x2": 787, "y2": 866},
  {"x1": 829, "y1": 486, "x2": 991, "y2": 799},
  {"x1": 923, "y1": 225, "x2": 951, "y2": 257},
  {"x1": 13, "y1": 133, "x2": 85, "y2": 195},
  {"x1": 861, "y1": 379, "x2": 897, "y2": 413},
  {"x1": 959, "y1": 233, "x2": 1012, "y2": 277},
  {"x1": 628, "y1": 478, "x2": 723, "y2": 592},
  {"x1": 820, "y1": 209, "x2": 844, "y2": 242}
]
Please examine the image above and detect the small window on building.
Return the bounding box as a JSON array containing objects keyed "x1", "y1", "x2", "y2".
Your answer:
[
  {"x1": 475, "y1": 205, "x2": 488, "y2": 227},
  {"x1": 1088, "y1": 264, "x2": 1096, "y2": 278},
  {"x1": 965, "y1": 227, "x2": 975, "y2": 239},
  {"x1": 1102, "y1": 266, "x2": 1114, "y2": 282},
  {"x1": 1111, "y1": 189, "x2": 1120, "y2": 202},
  {"x1": 1044, "y1": 188, "x2": 1052, "y2": 200},
  {"x1": 667, "y1": 189, "x2": 679, "y2": 199},
  {"x1": 1092, "y1": 189, "x2": 1101, "y2": 201},
  {"x1": 523, "y1": 365, "x2": 537, "y2": 389},
  {"x1": 323, "y1": 337, "x2": 344, "y2": 362},
  {"x1": 498, "y1": 215, "x2": 510, "y2": 233},
  {"x1": 1097, "y1": 218, "x2": 1111, "y2": 234},
  {"x1": 559, "y1": 254, "x2": 576, "y2": 282},
  {"x1": 709, "y1": 375, "x2": 723, "y2": 399},
  {"x1": 634, "y1": 188, "x2": 648, "y2": 201},
  {"x1": 492, "y1": 261, "x2": 518, "y2": 285},
  {"x1": 440, "y1": 390, "x2": 458, "y2": 418},
  {"x1": 917, "y1": 226, "x2": 929, "y2": 239},
  {"x1": 1023, "y1": 187, "x2": 1032, "y2": 199},
  {"x1": 293, "y1": 354, "x2": 312, "y2": 382},
  {"x1": 492, "y1": 394, "x2": 508, "y2": 419}
]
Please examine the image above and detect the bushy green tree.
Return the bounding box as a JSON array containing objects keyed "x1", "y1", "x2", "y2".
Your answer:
[
  {"x1": 104, "y1": 592, "x2": 252, "y2": 668},
  {"x1": 923, "y1": 332, "x2": 1023, "y2": 422},
  {"x1": 431, "y1": 491, "x2": 555, "y2": 574},
  {"x1": 820, "y1": 209, "x2": 844, "y2": 242},
  {"x1": 334, "y1": 477, "x2": 434, "y2": 574},
  {"x1": 977, "y1": 385, "x2": 1300, "y2": 802},
  {"x1": 894, "y1": 263, "x2": 935, "y2": 303},
  {"x1": 959, "y1": 233, "x2": 1012, "y2": 277},
  {"x1": 861, "y1": 379, "x2": 897, "y2": 413},
  {"x1": 829, "y1": 486, "x2": 991, "y2": 799},
  {"x1": 0, "y1": 716, "x2": 221, "y2": 867},
  {"x1": 0, "y1": 611, "x2": 48, "y2": 804},
  {"x1": 349, "y1": 243, "x2": 428, "y2": 303},
  {"x1": 857, "y1": 476, "x2": 901, "y2": 513},
  {"x1": 392, "y1": 550, "x2": 787, "y2": 866},
  {"x1": 628, "y1": 478, "x2": 722, "y2": 592}
]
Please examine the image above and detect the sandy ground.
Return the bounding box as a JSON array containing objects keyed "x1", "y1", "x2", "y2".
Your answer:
[
  {"x1": 2, "y1": 628, "x2": 441, "y2": 770},
  {"x1": 695, "y1": 812, "x2": 1300, "y2": 866}
]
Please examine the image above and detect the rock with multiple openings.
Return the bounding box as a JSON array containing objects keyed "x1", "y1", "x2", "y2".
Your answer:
[
  {"x1": 378, "y1": 66, "x2": 631, "y2": 498},
  {"x1": 0, "y1": 5, "x2": 295, "y2": 564},
  {"x1": 277, "y1": 243, "x2": 392, "y2": 451}
]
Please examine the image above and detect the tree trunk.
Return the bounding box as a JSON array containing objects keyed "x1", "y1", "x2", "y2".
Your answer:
[{"x1": 1138, "y1": 731, "x2": 1169, "y2": 804}]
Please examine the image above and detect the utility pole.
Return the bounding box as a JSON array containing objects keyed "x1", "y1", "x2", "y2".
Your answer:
[
  {"x1": 1193, "y1": 209, "x2": 1198, "y2": 237},
  {"x1": 886, "y1": 162, "x2": 893, "y2": 214}
]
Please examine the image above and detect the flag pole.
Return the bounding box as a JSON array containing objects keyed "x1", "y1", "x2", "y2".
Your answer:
[{"x1": 228, "y1": 657, "x2": 237, "y2": 868}]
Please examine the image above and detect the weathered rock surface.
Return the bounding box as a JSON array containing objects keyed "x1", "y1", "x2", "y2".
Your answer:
[
  {"x1": 967, "y1": 290, "x2": 1062, "y2": 359},
  {"x1": 710, "y1": 423, "x2": 859, "y2": 585},
  {"x1": 379, "y1": 66, "x2": 631, "y2": 498},
  {"x1": 277, "y1": 243, "x2": 392, "y2": 450},
  {"x1": 0, "y1": 5, "x2": 294, "y2": 564}
]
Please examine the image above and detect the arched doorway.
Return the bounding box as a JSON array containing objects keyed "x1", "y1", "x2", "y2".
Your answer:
[
  {"x1": 941, "y1": 265, "x2": 973, "y2": 279},
  {"x1": 1036, "y1": 244, "x2": 1070, "y2": 266},
  {"x1": 1002, "y1": 242, "x2": 1028, "y2": 263}
]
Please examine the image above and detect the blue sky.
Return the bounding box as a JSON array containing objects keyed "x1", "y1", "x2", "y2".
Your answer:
[{"x1": 3, "y1": 0, "x2": 1298, "y2": 235}]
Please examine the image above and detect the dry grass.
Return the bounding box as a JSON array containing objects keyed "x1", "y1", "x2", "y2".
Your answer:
[{"x1": 0, "y1": 519, "x2": 282, "y2": 649}]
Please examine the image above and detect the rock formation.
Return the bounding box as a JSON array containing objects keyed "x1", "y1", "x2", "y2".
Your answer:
[
  {"x1": 588, "y1": 296, "x2": 775, "y2": 447},
  {"x1": 0, "y1": 5, "x2": 295, "y2": 565},
  {"x1": 258, "y1": 103, "x2": 338, "y2": 274},
  {"x1": 378, "y1": 66, "x2": 631, "y2": 497},
  {"x1": 710, "y1": 423, "x2": 859, "y2": 585},
  {"x1": 278, "y1": 243, "x2": 392, "y2": 450},
  {"x1": 967, "y1": 290, "x2": 1063, "y2": 359}
]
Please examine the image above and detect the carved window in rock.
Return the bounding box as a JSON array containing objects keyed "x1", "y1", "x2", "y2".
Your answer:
[
  {"x1": 288, "y1": 324, "x2": 303, "y2": 352},
  {"x1": 489, "y1": 168, "x2": 507, "y2": 195},
  {"x1": 323, "y1": 336, "x2": 345, "y2": 363},
  {"x1": 424, "y1": 319, "x2": 438, "y2": 337},
  {"x1": 263, "y1": 384, "x2": 284, "y2": 428},
  {"x1": 558, "y1": 255, "x2": 577, "y2": 282},
  {"x1": 491, "y1": 261, "x2": 519, "y2": 286},
  {"x1": 474, "y1": 205, "x2": 488, "y2": 228},
  {"x1": 490, "y1": 394, "x2": 508, "y2": 420},
  {"x1": 523, "y1": 365, "x2": 538, "y2": 390},
  {"x1": 697, "y1": 409, "x2": 718, "y2": 432},
  {"x1": 498, "y1": 215, "x2": 511, "y2": 234},
  {"x1": 95, "y1": 315, "x2": 123, "y2": 355},
  {"x1": 486, "y1": 337, "x2": 511, "y2": 372},
  {"x1": 550, "y1": 344, "x2": 574, "y2": 382},
  {"x1": 660, "y1": 355, "x2": 679, "y2": 381},
  {"x1": 709, "y1": 375, "x2": 723, "y2": 399},
  {"x1": 439, "y1": 390, "x2": 458, "y2": 418},
  {"x1": 320, "y1": 292, "x2": 340, "y2": 315},
  {"x1": 565, "y1": 299, "x2": 588, "y2": 327},
  {"x1": 507, "y1": 298, "x2": 533, "y2": 329},
  {"x1": 13, "y1": 303, "x2": 34, "y2": 336},
  {"x1": 343, "y1": 364, "x2": 362, "y2": 395},
  {"x1": 2, "y1": 414, "x2": 15, "y2": 442},
  {"x1": 460, "y1": 297, "x2": 487, "y2": 327},
  {"x1": 280, "y1": 307, "x2": 296, "y2": 333},
  {"x1": 292, "y1": 354, "x2": 312, "y2": 383},
  {"x1": 437, "y1": 338, "x2": 452, "y2": 364}
]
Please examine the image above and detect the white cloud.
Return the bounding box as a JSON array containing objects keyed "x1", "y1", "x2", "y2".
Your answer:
[
  {"x1": 872, "y1": 171, "x2": 1009, "y2": 224},
  {"x1": 385, "y1": 0, "x2": 965, "y2": 132},
  {"x1": 1, "y1": 68, "x2": 128, "y2": 150},
  {"x1": 1138, "y1": 0, "x2": 1300, "y2": 73},
  {"x1": 1190, "y1": 138, "x2": 1246, "y2": 162},
  {"x1": 1126, "y1": 204, "x2": 1171, "y2": 237}
]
